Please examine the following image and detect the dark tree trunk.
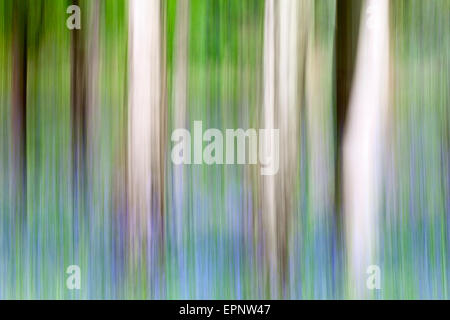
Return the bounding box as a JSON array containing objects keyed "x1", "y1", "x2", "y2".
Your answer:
[
  {"x1": 11, "y1": 0, "x2": 28, "y2": 223},
  {"x1": 70, "y1": 0, "x2": 87, "y2": 241},
  {"x1": 335, "y1": 0, "x2": 362, "y2": 215}
]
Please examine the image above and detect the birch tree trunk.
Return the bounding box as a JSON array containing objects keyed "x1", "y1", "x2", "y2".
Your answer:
[
  {"x1": 262, "y1": 0, "x2": 277, "y2": 294},
  {"x1": 127, "y1": 0, "x2": 165, "y2": 296},
  {"x1": 343, "y1": 0, "x2": 390, "y2": 298},
  {"x1": 262, "y1": 0, "x2": 306, "y2": 296}
]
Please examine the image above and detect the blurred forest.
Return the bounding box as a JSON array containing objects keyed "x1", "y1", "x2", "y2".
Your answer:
[{"x1": 0, "y1": 0, "x2": 449, "y2": 299}]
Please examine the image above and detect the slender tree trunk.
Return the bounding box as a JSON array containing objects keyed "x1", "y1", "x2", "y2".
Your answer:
[
  {"x1": 262, "y1": 0, "x2": 277, "y2": 295},
  {"x1": 70, "y1": 0, "x2": 87, "y2": 255},
  {"x1": 11, "y1": 0, "x2": 28, "y2": 224},
  {"x1": 276, "y1": 0, "x2": 308, "y2": 289},
  {"x1": 335, "y1": 0, "x2": 362, "y2": 220},
  {"x1": 262, "y1": 0, "x2": 307, "y2": 296}
]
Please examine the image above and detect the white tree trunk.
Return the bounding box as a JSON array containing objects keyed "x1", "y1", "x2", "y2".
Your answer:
[
  {"x1": 262, "y1": 0, "x2": 306, "y2": 295},
  {"x1": 127, "y1": 0, "x2": 162, "y2": 252},
  {"x1": 343, "y1": 0, "x2": 389, "y2": 298},
  {"x1": 262, "y1": 0, "x2": 277, "y2": 292}
]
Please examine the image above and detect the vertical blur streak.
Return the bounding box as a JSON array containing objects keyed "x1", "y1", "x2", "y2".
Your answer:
[
  {"x1": 263, "y1": 0, "x2": 337, "y2": 298},
  {"x1": 335, "y1": 0, "x2": 361, "y2": 219},
  {"x1": 10, "y1": 0, "x2": 28, "y2": 297},
  {"x1": 86, "y1": 0, "x2": 100, "y2": 299},
  {"x1": 305, "y1": 0, "x2": 336, "y2": 298},
  {"x1": 275, "y1": 0, "x2": 302, "y2": 292},
  {"x1": 343, "y1": 0, "x2": 389, "y2": 298},
  {"x1": 70, "y1": 0, "x2": 87, "y2": 265},
  {"x1": 11, "y1": 0, "x2": 27, "y2": 225},
  {"x1": 172, "y1": 0, "x2": 189, "y2": 298},
  {"x1": 262, "y1": 0, "x2": 277, "y2": 295},
  {"x1": 127, "y1": 0, "x2": 164, "y2": 298},
  {"x1": 173, "y1": 0, "x2": 188, "y2": 131}
]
